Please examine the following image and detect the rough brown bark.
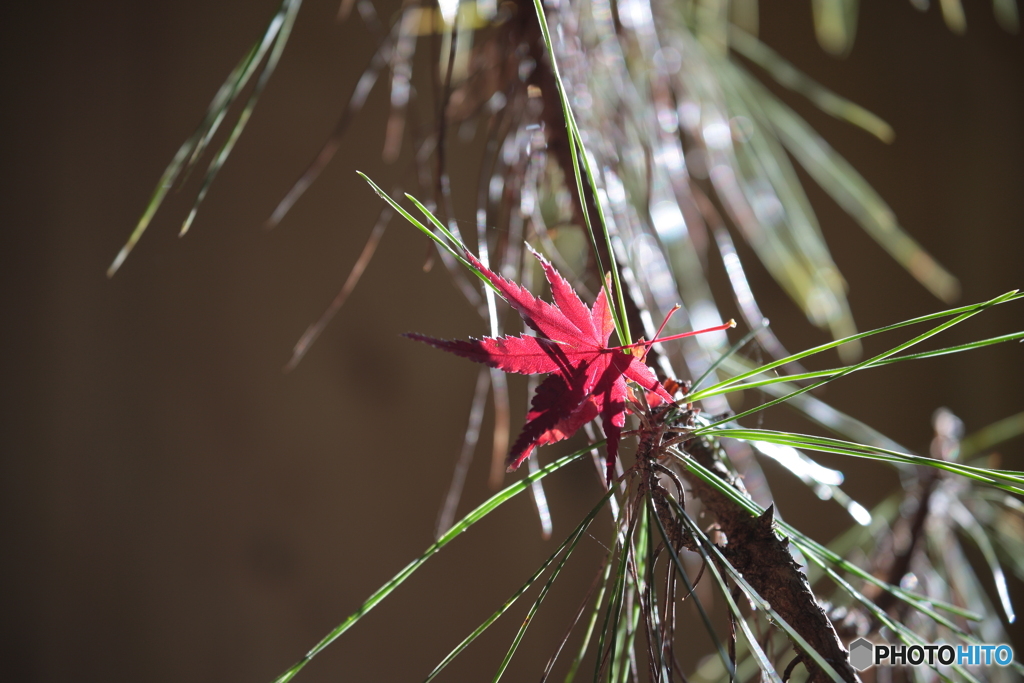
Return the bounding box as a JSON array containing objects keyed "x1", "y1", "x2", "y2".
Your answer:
[{"x1": 685, "y1": 437, "x2": 861, "y2": 683}]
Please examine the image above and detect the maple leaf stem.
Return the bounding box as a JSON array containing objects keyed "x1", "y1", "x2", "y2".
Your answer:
[
  {"x1": 640, "y1": 304, "x2": 682, "y2": 361},
  {"x1": 609, "y1": 319, "x2": 736, "y2": 351},
  {"x1": 651, "y1": 305, "x2": 682, "y2": 344}
]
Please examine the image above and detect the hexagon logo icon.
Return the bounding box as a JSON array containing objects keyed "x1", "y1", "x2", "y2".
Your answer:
[{"x1": 849, "y1": 638, "x2": 874, "y2": 671}]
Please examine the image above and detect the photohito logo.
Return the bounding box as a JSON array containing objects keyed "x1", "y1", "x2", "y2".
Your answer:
[{"x1": 848, "y1": 638, "x2": 1015, "y2": 671}]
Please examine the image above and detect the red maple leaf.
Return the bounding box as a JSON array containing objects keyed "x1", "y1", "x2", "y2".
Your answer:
[{"x1": 407, "y1": 248, "x2": 732, "y2": 483}]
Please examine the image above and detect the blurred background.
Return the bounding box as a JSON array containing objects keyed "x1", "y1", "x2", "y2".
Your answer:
[{"x1": 2, "y1": 0, "x2": 1023, "y2": 681}]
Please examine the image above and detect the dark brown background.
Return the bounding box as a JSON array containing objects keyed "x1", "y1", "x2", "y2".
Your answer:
[{"x1": 2, "y1": 1, "x2": 1022, "y2": 681}]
